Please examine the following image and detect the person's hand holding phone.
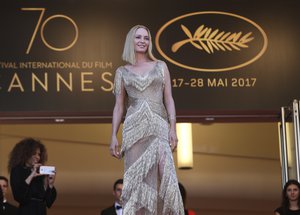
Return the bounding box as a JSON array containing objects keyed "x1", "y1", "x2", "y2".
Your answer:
[
  {"x1": 25, "y1": 163, "x2": 42, "y2": 185},
  {"x1": 47, "y1": 174, "x2": 56, "y2": 189}
]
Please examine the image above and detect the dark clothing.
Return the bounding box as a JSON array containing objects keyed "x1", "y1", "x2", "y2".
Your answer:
[
  {"x1": 275, "y1": 207, "x2": 300, "y2": 215},
  {"x1": 1, "y1": 202, "x2": 18, "y2": 215},
  {"x1": 184, "y1": 209, "x2": 196, "y2": 215},
  {"x1": 0, "y1": 192, "x2": 3, "y2": 206},
  {"x1": 101, "y1": 205, "x2": 117, "y2": 215},
  {"x1": 10, "y1": 165, "x2": 56, "y2": 215}
]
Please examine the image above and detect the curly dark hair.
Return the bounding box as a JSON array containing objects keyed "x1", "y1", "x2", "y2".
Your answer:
[
  {"x1": 8, "y1": 138, "x2": 48, "y2": 172},
  {"x1": 281, "y1": 179, "x2": 300, "y2": 210}
]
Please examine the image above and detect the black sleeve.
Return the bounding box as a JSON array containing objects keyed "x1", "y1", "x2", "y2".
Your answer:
[
  {"x1": 10, "y1": 166, "x2": 32, "y2": 205},
  {"x1": 0, "y1": 191, "x2": 3, "y2": 214},
  {"x1": 45, "y1": 186, "x2": 57, "y2": 208},
  {"x1": 0, "y1": 186, "x2": 3, "y2": 205},
  {"x1": 100, "y1": 206, "x2": 115, "y2": 215}
]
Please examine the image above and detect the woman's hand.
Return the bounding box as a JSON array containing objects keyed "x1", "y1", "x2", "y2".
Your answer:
[
  {"x1": 48, "y1": 174, "x2": 56, "y2": 189},
  {"x1": 110, "y1": 136, "x2": 121, "y2": 159},
  {"x1": 43, "y1": 173, "x2": 56, "y2": 190},
  {"x1": 25, "y1": 163, "x2": 42, "y2": 184},
  {"x1": 169, "y1": 129, "x2": 178, "y2": 152}
]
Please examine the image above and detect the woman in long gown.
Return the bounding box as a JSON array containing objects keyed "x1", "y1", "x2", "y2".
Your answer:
[{"x1": 110, "y1": 25, "x2": 184, "y2": 215}]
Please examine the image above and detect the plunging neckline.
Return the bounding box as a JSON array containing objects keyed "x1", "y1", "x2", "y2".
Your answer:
[{"x1": 124, "y1": 61, "x2": 158, "y2": 77}]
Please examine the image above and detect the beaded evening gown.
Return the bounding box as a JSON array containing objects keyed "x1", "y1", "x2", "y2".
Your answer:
[{"x1": 113, "y1": 60, "x2": 184, "y2": 215}]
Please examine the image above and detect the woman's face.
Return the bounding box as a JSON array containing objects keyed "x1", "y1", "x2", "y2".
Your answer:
[
  {"x1": 26, "y1": 148, "x2": 41, "y2": 167},
  {"x1": 134, "y1": 27, "x2": 150, "y2": 54},
  {"x1": 286, "y1": 184, "x2": 300, "y2": 201}
]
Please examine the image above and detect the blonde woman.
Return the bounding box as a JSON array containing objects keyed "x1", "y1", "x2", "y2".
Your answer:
[{"x1": 110, "y1": 25, "x2": 184, "y2": 215}]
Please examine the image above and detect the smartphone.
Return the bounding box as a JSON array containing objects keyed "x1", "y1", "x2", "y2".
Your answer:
[{"x1": 39, "y1": 166, "x2": 56, "y2": 175}]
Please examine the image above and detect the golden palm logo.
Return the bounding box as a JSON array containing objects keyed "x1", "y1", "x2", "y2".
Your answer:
[
  {"x1": 155, "y1": 11, "x2": 268, "y2": 72},
  {"x1": 172, "y1": 24, "x2": 254, "y2": 54}
]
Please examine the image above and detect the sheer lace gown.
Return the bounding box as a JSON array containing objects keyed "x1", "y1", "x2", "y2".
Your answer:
[{"x1": 113, "y1": 60, "x2": 184, "y2": 215}]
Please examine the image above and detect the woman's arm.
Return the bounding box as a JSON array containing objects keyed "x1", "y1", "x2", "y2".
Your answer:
[
  {"x1": 45, "y1": 176, "x2": 57, "y2": 208},
  {"x1": 10, "y1": 166, "x2": 32, "y2": 204},
  {"x1": 162, "y1": 62, "x2": 178, "y2": 151},
  {"x1": 42, "y1": 171, "x2": 57, "y2": 208},
  {"x1": 25, "y1": 163, "x2": 41, "y2": 185},
  {"x1": 110, "y1": 69, "x2": 126, "y2": 159}
]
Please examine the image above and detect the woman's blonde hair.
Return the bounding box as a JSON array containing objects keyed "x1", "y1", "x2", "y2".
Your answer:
[{"x1": 122, "y1": 25, "x2": 156, "y2": 65}]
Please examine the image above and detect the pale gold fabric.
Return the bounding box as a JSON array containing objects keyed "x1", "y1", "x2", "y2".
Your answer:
[{"x1": 113, "y1": 60, "x2": 184, "y2": 215}]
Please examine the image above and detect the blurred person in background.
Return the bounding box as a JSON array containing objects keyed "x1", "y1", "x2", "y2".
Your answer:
[
  {"x1": 101, "y1": 179, "x2": 123, "y2": 215},
  {"x1": 0, "y1": 176, "x2": 17, "y2": 215},
  {"x1": 274, "y1": 179, "x2": 300, "y2": 215}
]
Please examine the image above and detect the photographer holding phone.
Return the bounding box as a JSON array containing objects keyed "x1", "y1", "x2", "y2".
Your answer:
[{"x1": 8, "y1": 138, "x2": 57, "y2": 215}]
